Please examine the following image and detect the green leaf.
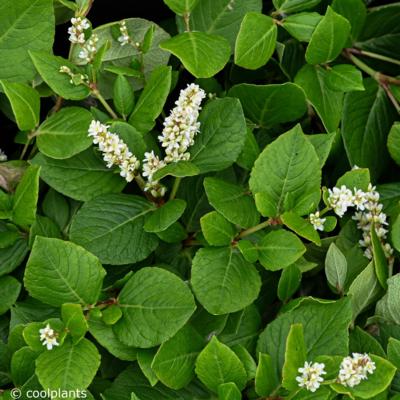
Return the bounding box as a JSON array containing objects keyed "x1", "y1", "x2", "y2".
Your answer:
[
  {"x1": 104, "y1": 65, "x2": 142, "y2": 78},
  {"x1": 204, "y1": 177, "x2": 259, "y2": 229},
  {"x1": 152, "y1": 324, "x2": 205, "y2": 389},
  {"x1": 137, "y1": 348, "x2": 158, "y2": 386},
  {"x1": 325, "y1": 243, "x2": 347, "y2": 294},
  {"x1": 326, "y1": 65, "x2": 364, "y2": 92},
  {"x1": 200, "y1": 211, "x2": 236, "y2": 246},
  {"x1": 152, "y1": 161, "x2": 200, "y2": 181},
  {"x1": 114, "y1": 267, "x2": 196, "y2": 348},
  {"x1": 237, "y1": 240, "x2": 259, "y2": 263},
  {"x1": 332, "y1": 0, "x2": 366, "y2": 41},
  {"x1": 101, "y1": 305, "x2": 122, "y2": 325},
  {"x1": 36, "y1": 107, "x2": 93, "y2": 159},
  {"x1": 258, "y1": 229, "x2": 306, "y2": 271},
  {"x1": 306, "y1": 132, "x2": 335, "y2": 168},
  {"x1": 217, "y1": 382, "x2": 241, "y2": 400},
  {"x1": 342, "y1": 78, "x2": 397, "y2": 179},
  {"x1": 24, "y1": 237, "x2": 106, "y2": 307},
  {"x1": 228, "y1": 83, "x2": 307, "y2": 127},
  {"x1": 191, "y1": 247, "x2": 261, "y2": 315},
  {"x1": 160, "y1": 32, "x2": 231, "y2": 79},
  {"x1": 61, "y1": 303, "x2": 88, "y2": 343},
  {"x1": 163, "y1": 0, "x2": 198, "y2": 15},
  {"x1": 282, "y1": 324, "x2": 307, "y2": 391},
  {"x1": 348, "y1": 262, "x2": 381, "y2": 321},
  {"x1": 232, "y1": 344, "x2": 256, "y2": 380},
  {"x1": 281, "y1": 211, "x2": 321, "y2": 246},
  {"x1": 113, "y1": 75, "x2": 135, "y2": 119},
  {"x1": 392, "y1": 214, "x2": 400, "y2": 252},
  {"x1": 234, "y1": 12, "x2": 277, "y2": 70},
  {"x1": 156, "y1": 222, "x2": 187, "y2": 244},
  {"x1": 249, "y1": 125, "x2": 321, "y2": 217},
  {"x1": 128, "y1": 66, "x2": 171, "y2": 133},
  {"x1": 282, "y1": 12, "x2": 322, "y2": 42},
  {"x1": 0, "y1": 0, "x2": 54, "y2": 82},
  {"x1": 190, "y1": 0, "x2": 262, "y2": 47},
  {"x1": 29, "y1": 215, "x2": 62, "y2": 247},
  {"x1": 236, "y1": 128, "x2": 260, "y2": 170},
  {"x1": 349, "y1": 326, "x2": 385, "y2": 358},
  {"x1": 88, "y1": 319, "x2": 137, "y2": 361},
  {"x1": 190, "y1": 98, "x2": 247, "y2": 173},
  {"x1": 388, "y1": 338, "x2": 400, "y2": 369},
  {"x1": 375, "y1": 274, "x2": 400, "y2": 325},
  {"x1": 69, "y1": 194, "x2": 158, "y2": 265},
  {"x1": 144, "y1": 199, "x2": 186, "y2": 233},
  {"x1": 195, "y1": 336, "x2": 247, "y2": 392},
  {"x1": 29, "y1": 51, "x2": 90, "y2": 100},
  {"x1": 336, "y1": 167, "x2": 370, "y2": 191},
  {"x1": 0, "y1": 81, "x2": 40, "y2": 130},
  {"x1": 0, "y1": 238, "x2": 29, "y2": 277},
  {"x1": 387, "y1": 122, "x2": 400, "y2": 166},
  {"x1": 273, "y1": 0, "x2": 321, "y2": 14},
  {"x1": 36, "y1": 338, "x2": 100, "y2": 392},
  {"x1": 42, "y1": 189, "x2": 70, "y2": 231},
  {"x1": 305, "y1": 7, "x2": 351, "y2": 65},
  {"x1": 31, "y1": 149, "x2": 126, "y2": 202},
  {"x1": 11, "y1": 346, "x2": 36, "y2": 387},
  {"x1": 278, "y1": 265, "x2": 302, "y2": 302},
  {"x1": 331, "y1": 355, "x2": 396, "y2": 399},
  {"x1": 371, "y1": 227, "x2": 388, "y2": 290},
  {"x1": 295, "y1": 64, "x2": 344, "y2": 132},
  {"x1": 0, "y1": 275, "x2": 21, "y2": 316},
  {"x1": 255, "y1": 353, "x2": 278, "y2": 397},
  {"x1": 257, "y1": 298, "x2": 352, "y2": 374},
  {"x1": 12, "y1": 165, "x2": 40, "y2": 227}
]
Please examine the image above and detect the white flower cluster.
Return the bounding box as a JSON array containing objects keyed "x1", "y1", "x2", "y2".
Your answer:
[
  {"x1": 142, "y1": 151, "x2": 167, "y2": 197},
  {"x1": 68, "y1": 17, "x2": 90, "y2": 44},
  {"x1": 327, "y1": 184, "x2": 392, "y2": 259},
  {"x1": 309, "y1": 211, "x2": 326, "y2": 231},
  {"x1": 158, "y1": 84, "x2": 206, "y2": 163},
  {"x1": 39, "y1": 324, "x2": 59, "y2": 350},
  {"x1": 88, "y1": 120, "x2": 140, "y2": 182},
  {"x1": 338, "y1": 353, "x2": 376, "y2": 387},
  {"x1": 296, "y1": 361, "x2": 326, "y2": 392},
  {"x1": 0, "y1": 149, "x2": 7, "y2": 162},
  {"x1": 118, "y1": 20, "x2": 130, "y2": 46},
  {"x1": 79, "y1": 34, "x2": 99, "y2": 64}
]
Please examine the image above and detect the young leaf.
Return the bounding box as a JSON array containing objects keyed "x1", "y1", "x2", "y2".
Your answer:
[
  {"x1": 70, "y1": 194, "x2": 158, "y2": 265},
  {"x1": 258, "y1": 229, "x2": 306, "y2": 271},
  {"x1": 0, "y1": 275, "x2": 21, "y2": 315},
  {"x1": 255, "y1": 353, "x2": 279, "y2": 397},
  {"x1": 113, "y1": 75, "x2": 135, "y2": 119},
  {"x1": 36, "y1": 107, "x2": 93, "y2": 159},
  {"x1": 278, "y1": 265, "x2": 302, "y2": 302},
  {"x1": 137, "y1": 348, "x2": 158, "y2": 386},
  {"x1": 11, "y1": 346, "x2": 36, "y2": 387},
  {"x1": 200, "y1": 211, "x2": 236, "y2": 246},
  {"x1": 282, "y1": 12, "x2": 322, "y2": 42},
  {"x1": 160, "y1": 32, "x2": 231, "y2": 79},
  {"x1": 326, "y1": 65, "x2": 364, "y2": 92},
  {"x1": 152, "y1": 324, "x2": 205, "y2": 389},
  {"x1": 114, "y1": 267, "x2": 196, "y2": 348},
  {"x1": 190, "y1": 98, "x2": 247, "y2": 173},
  {"x1": 234, "y1": 12, "x2": 277, "y2": 70},
  {"x1": 195, "y1": 336, "x2": 247, "y2": 392},
  {"x1": 191, "y1": 247, "x2": 261, "y2": 315},
  {"x1": 228, "y1": 83, "x2": 307, "y2": 127},
  {"x1": 61, "y1": 303, "x2": 88, "y2": 343},
  {"x1": 273, "y1": 0, "x2": 321, "y2": 14},
  {"x1": 325, "y1": 243, "x2": 347, "y2": 294},
  {"x1": 305, "y1": 7, "x2": 351, "y2": 65},
  {"x1": 332, "y1": 0, "x2": 366, "y2": 41},
  {"x1": 281, "y1": 211, "x2": 321, "y2": 246},
  {"x1": 0, "y1": 0, "x2": 55, "y2": 82},
  {"x1": 1, "y1": 81, "x2": 40, "y2": 131},
  {"x1": 388, "y1": 122, "x2": 400, "y2": 166},
  {"x1": 282, "y1": 324, "x2": 307, "y2": 391},
  {"x1": 12, "y1": 165, "x2": 40, "y2": 227},
  {"x1": 218, "y1": 382, "x2": 241, "y2": 400},
  {"x1": 144, "y1": 199, "x2": 186, "y2": 233},
  {"x1": 249, "y1": 125, "x2": 321, "y2": 217},
  {"x1": 24, "y1": 237, "x2": 106, "y2": 307}
]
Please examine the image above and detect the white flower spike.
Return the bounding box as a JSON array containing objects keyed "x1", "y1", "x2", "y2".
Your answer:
[
  {"x1": 118, "y1": 20, "x2": 130, "y2": 46},
  {"x1": 79, "y1": 34, "x2": 99, "y2": 64},
  {"x1": 296, "y1": 361, "x2": 326, "y2": 392},
  {"x1": 68, "y1": 17, "x2": 90, "y2": 44},
  {"x1": 39, "y1": 324, "x2": 59, "y2": 351},
  {"x1": 309, "y1": 211, "x2": 326, "y2": 231},
  {"x1": 338, "y1": 353, "x2": 376, "y2": 387}
]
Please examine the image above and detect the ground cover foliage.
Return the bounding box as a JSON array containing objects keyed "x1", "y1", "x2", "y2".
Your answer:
[{"x1": 0, "y1": 0, "x2": 400, "y2": 399}]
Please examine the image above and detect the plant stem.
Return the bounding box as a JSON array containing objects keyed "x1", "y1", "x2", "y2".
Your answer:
[
  {"x1": 238, "y1": 219, "x2": 273, "y2": 239},
  {"x1": 92, "y1": 89, "x2": 119, "y2": 119},
  {"x1": 134, "y1": 174, "x2": 146, "y2": 191},
  {"x1": 183, "y1": 12, "x2": 191, "y2": 31},
  {"x1": 349, "y1": 48, "x2": 400, "y2": 67},
  {"x1": 381, "y1": 82, "x2": 400, "y2": 115},
  {"x1": 169, "y1": 177, "x2": 182, "y2": 200}
]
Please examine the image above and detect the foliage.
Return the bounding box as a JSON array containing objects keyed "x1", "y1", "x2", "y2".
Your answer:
[{"x1": 0, "y1": 0, "x2": 400, "y2": 399}]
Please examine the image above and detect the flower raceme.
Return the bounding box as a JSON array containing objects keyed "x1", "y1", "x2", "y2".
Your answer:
[
  {"x1": 39, "y1": 324, "x2": 59, "y2": 350},
  {"x1": 68, "y1": 17, "x2": 90, "y2": 44},
  {"x1": 296, "y1": 361, "x2": 326, "y2": 392}
]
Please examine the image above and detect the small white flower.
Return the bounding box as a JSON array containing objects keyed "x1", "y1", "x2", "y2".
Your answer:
[
  {"x1": 118, "y1": 20, "x2": 130, "y2": 46},
  {"x1": 79, "y1": 34, "x2": 99, "y2": 64},
  {"x1": 327, "y1": 185, "x2": 354, "y2": 217},
  {"x1": 296, "y1": 361, "x2": 326, "y2": 392},
  {"x1": 0, "y1": 149, "x2": 7, "y2": 162},
  {"x1": 338, "y1": 353, "x2": 375, "y2": 387},
  {"x1": 88, "y1": 120, "x2": 140, "y2": 182},
  {"x1": 39, "y1": 324, "x2": 59, "y2": 351},
  {"x1": 68, "y1": 17, "x2": 90, "y2": 44},
  {"x1": 309, "y1": 211, "x2": 326, "y2": 231}
]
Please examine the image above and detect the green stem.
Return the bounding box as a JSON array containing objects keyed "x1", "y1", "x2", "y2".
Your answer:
[
  {"x1": 381, "y1": 82, "x2": 400, "y2": 115},
  {"x1": 20, "y1": 140, "x2": 31, "y2": 160},
  {"x1": 238, "y1": 219, "x2": 273, "y2": 239},
  {"x1": 134, "y1": 174, "x2": 146, "y2": 191},
  {"x1": 169, "y1": 177, "x2": 182, "y2": 200},
  {"x1": 92, "y1": 89, "x2": 119, "y2": 119},
  {"x1": 352, "y1": 48, "x2": 400, "y2": 67},
  {"x1": 183, "y1": 12, "x2": 191, "y2": 32}
]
